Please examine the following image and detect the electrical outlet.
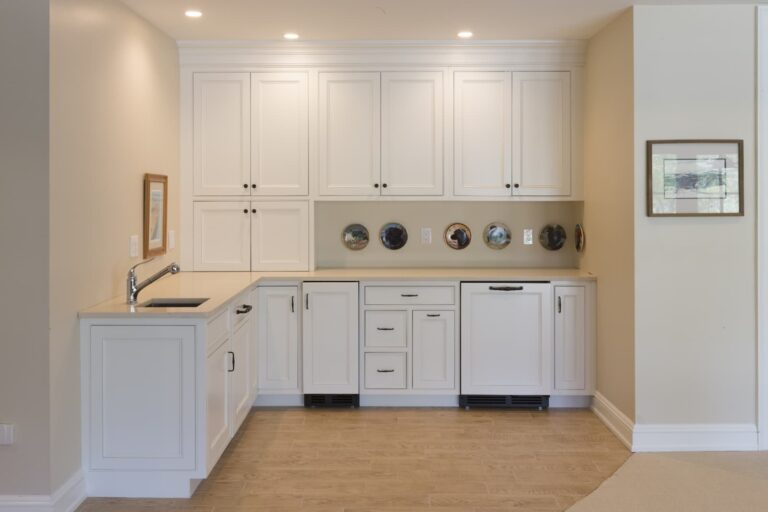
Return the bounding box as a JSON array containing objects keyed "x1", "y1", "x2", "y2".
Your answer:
[
  {"x1": 0, "y1": 424, "x2": 15, "y2": 445},
  {"x1": 129, "y1": 235, "x2": 139, "y2": 258},
  {"x1": 168, "y1": 230, "x2": 176, "y2": 250},
  {"x1": 421, "y1": 227, "x2": 432, "y2": 244},
  {"x1": 523, "y1": 229, "x2": 534, "y2": 245}
]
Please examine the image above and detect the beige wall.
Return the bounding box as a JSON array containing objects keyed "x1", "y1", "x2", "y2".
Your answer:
[
  {"x1": 49, "y1": 0, "x2": 179, "y2": 490},
  {"x1": 315, "y1": 202, "x2": 582, "y2": 268},
  {"x1": 633, "y1": 5, "x2": 756, "y2": 425},
  {"x1": 581, "y1": 9, "x2": 636, "y2": 421},
  {"x1": 0, "y1": 0, "x2": 51, "y2": 495}
]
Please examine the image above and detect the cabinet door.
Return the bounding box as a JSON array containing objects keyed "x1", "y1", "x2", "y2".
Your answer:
[
  {"x1": 461, "y1": 283, "x2": 552, "y2": 395},
  {"x1": 249, "y1": 289, "x2": 259, "y2": 399},
  {"x1": 554, "y1": 286, "x2": 586, "y2": 391},
  {"x1": 229, "y1": 320, "x2": 251, "y2": 433},
  {"x1": 318, "y1": 72, "x2": 380, "y2": 196},
  {"x1": 206, "y1": 338, "x2": 230, "y2": 471},
  {"x1": 381, "y1": 72, "x2": 443, "y2": 196},
  {"x1": 251, "y1": 201, "x2": 309, "y2": 271},
  {"x1": 454, "y1": 72, "x2": 512, "y2": 196},
  {"x1": 193, "y1": 73, "x2": 251, "y2": 195},
  {"x1": 512, "y1": 71, "x2": 571, "y2": 196},
  {"x1": 193, "y1": 202, "x2": 251, "y2": 271},
  {"x1": 89, "y1": 326, "x2": 196, "y2": 471},
  {"x1": 302, "y1": 282, "x2": 359, "y2": 394},
  {"x1": 412, "y1": 311, "x2": 455, "y2": 390},
  {"x1": 258, "y1": 287, "x2": 300, "y2": 392},
  {"x1": 251, "y1": 73, "x2": 309, "y2": 195}
]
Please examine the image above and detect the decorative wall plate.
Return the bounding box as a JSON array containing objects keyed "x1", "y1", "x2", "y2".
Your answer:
[
  {"x1": 342, "y1": 223, "x2": 369, "y2": 251},
  {"x1": 444, "y1": 223, "x2": 471, "y2": 250},
  {"x1": 380, "y1": 223, "x2": 408, "y2": 250},
  {"x1": 539, "y1": 224, "x2": 567, "y2": 251},
  {"x1": 483, "y1": 222, "x2": 511, "y2": 250},
  {"x1": 575, "y1": 223, "x2": 585, "y2": 253}
]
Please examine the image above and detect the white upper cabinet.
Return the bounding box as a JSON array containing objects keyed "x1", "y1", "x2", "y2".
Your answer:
[
  {"x1": 302, "y1": 282, "x2": 359, "y2": 394},
  {"x1": 251, "y1": 73, "x2": 309, "y2": 196},
  {"x1": 251, "y1": 201, "x2": 309, "y2": 271},
  {"x1": 454, "y1": 72, "x2": 512, "y2": 196},
  {"x1": 318, "y1": 72, "x2": 381, "y2": 196},
  {"x1": 194, "y1": 73, "x2": 251, "y2": 196},
  {"x1": 512, "y1": 71, "x2": 571, "y2": 196},
  {"x1": 193, "y1": 202, "x2": 251, "y2": 271},
  {"x1": 381, "y1": 72, "x2": 443, "y2": 196}
]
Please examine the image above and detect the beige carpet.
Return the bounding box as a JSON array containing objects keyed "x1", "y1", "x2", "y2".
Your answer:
[{"x1": 568, "y1": 452, "x2": 768, "y2": 512}]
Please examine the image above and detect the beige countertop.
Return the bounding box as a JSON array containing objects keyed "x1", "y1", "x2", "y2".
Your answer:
[{"x1": 79, "y1": 267, "x2": 595, "y2": 319}]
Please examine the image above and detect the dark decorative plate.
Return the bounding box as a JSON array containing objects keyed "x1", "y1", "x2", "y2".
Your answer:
[
  {"x1": 483, "y1": 222, "x2": 511, "y2": 250},
  {"x1": 445, "y1": 223, "x2": 472, "y2": 250},
  {"x1": 539, "y1": 224, "x2": 567, "y2": 251},
  {"x1": 342, "y1": 224, "x2": 369, "y2": 251},
  {"x1": 575, "y1": 223, "x2": 585, "y2": 253},
  {"x1": 380, "y1": 223, "x2": 408, "y2": 250}
]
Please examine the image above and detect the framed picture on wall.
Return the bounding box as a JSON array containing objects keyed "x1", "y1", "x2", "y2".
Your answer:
[
  {"x1": 646, "y1": 140, "x2": 743, "y2": 217},
  {"x1": 143, "y1": 173, "x2": 168, "y2": 258}
]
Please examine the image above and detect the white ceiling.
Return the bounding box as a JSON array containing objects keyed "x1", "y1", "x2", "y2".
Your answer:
[{"x1": 121, "y1": 0, "x2": 754, "y2": 41}]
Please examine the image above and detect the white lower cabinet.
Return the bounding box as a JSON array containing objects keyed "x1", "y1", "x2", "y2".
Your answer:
[
  {"x1": 205, "y1": 337, "x2": 231, "y2": 468},
  {"x1": 554, "y1": 285, "x2": 588, "y2": 392},
  {"x1": 258, "y1": 286, "x2": 300, "y2": 393},
  {"x1": 412, "y1": 311, "x2": 455, "y2": 390},
  {"x1": 302, "y1": 282, "x2": 359, "y2": 394},
  {"x1": 461, "y1": 283, "x2": 553, "y2": 395}
]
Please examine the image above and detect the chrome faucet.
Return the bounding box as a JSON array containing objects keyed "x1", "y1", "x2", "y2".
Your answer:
[{"x1": 127, "y1": 259, "x2": 181, "y2": 305}]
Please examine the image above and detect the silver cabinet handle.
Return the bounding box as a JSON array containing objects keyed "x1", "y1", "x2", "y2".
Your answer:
[
  {"x1": 377, "y1": 369, "x2": 395, "y2": 373},
  {"x1": 401, "y1": 293, "x2": 419, "y2": 297},
  {"x1": 376, "y1": 327, "x2": 394, "y2": 331},
  {"x1": 489, "y1": 286, "x2": 523, "y2": 291},
  {"x1": 426, "y1": 313, "x2": 441, "y2": 318},
  {"x1": 557, "y1": 296, "x2": 562, "y2": 314}
]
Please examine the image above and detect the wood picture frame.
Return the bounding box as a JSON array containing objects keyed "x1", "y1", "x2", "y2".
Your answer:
[
  {"x1": 143, "y1": 173, "x2": 168, "y2": 258},
  {"x1": 646, "y1": 140, "x2": 744, "y2": 217}
]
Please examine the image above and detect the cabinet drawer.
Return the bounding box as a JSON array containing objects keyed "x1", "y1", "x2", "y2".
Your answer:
[
  {"x1": 365, "y1": 310, "x2": 407, "y2": 348},
  {"x1": 364, "y1": 353, "x2": 407, "y2": 389},
  {"x1": 207, "y1": 309, "x2": 228, "y2": 353},
  {"x1": 364, "y1": 286, "x2": 454, "y2": 305},
  {"x1": 230, "y1": 292, "x2": 253, "y2": 329}
]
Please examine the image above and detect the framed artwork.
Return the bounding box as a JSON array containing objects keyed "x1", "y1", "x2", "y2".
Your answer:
[
  {"x1": 646, "y1": 140, "x2": 743, "y2": 217},
  {"x1": 143, "y1": 173, "x2": 168, "y2": 258}
]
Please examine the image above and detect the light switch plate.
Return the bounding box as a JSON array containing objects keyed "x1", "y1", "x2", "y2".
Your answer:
[
  {"x1": 421, "y1": 227, "x2": 432, "y2": 245},
  {"x1": 0, "y1": 424, "x2": 15, "y2": 445},
  {"x1": 129, "y1": 235, "x2": 139, "y2": 258},
  {"x1": 168, "y1": 230, "x2": 176, "y2": 250},
  {"x1": 523, "y1": 229, "x2": 534, "y2": 245}
]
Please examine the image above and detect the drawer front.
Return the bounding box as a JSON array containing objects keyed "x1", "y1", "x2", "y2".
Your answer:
[
  {"x1": 230, "y1": 292, "x2": 254, "y2": 329},
  {"x1": 365, "y1": 310, "x2": 407, "y2": 348},
  {"x1": 365, "y1": 353, "x2": 407, "y2": 389},
  {"x1": 206, "y1": 309, "x2": 228, "y2": 353},
  {"x1": 364, "y1": 286, "x2": 455, "y2": 305}
]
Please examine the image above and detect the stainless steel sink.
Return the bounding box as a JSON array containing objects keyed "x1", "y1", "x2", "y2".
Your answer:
[{"x1": 139, "y1": 298, "x2": 209, "y2": 308}]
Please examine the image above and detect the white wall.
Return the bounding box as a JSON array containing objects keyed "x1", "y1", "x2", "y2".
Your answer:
[
  {"x1": 49, "y1": 0, "x2": 180, "y2": 491},
  {"x1": 0, "y1": 0, "x2": 51, "y2": 495},
  {"x1": 581, "y1": 9, "x2": 636, "y2": 421},
  {"x1": 315, "y1": 202, "x2": 582, "y2": 268},
  {"x1": 633, "y1": 5, "x2": 756, "y2": 426}
]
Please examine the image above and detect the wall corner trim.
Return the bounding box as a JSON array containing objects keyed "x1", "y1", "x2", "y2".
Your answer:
[
  {"x1": 591, "y1": 391, "x2": 635, "y2": 450},
  {"x1": 0, "y1": 470, "x2": 86, "y2": 512},
  {"x1": 632, "y1": 423, "x2": 759, "y2": 452}
]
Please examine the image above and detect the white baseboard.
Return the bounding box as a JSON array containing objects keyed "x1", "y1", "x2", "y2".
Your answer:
[
  {"x1": 253, "y1": 394, "x2": 304, "y2": 407},
  {"x1": 549, "y1": 395, "x2": 592, "y2": 408},
  {"x1": 633, "y1": 423, "x2": 759, "y2": 452},
  {"x1": 360, "y1": 395, "x2": 459, "y2": 407},
  {"x1": 0, "y1": 470, "x2": 86, "y2": 512},
  {"x1": 591, "y1": 391, "x2": 634, "y2": 450}
]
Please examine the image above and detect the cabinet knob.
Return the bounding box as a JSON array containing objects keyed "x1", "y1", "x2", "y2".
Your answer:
[
  {"x1": 382, "y1": 183, "x2": 388, "y2": 188},
  {"x1": 243, "y1": 209, "x2": 248, "y2": 214},
  {"x1": 251, "y1": 184, "x2": 257, "y2": 189},
  {"x1": 514, "y1": 183, "x2": 520, "y2": 189},
  {"x1": 251, "y1": 208, "x2": 257, "y2": 213},
  {"x1": 373, "y1": 183, "x2": 379, "y2": 188},
  {"x1": 506, "y1": 184, "x2": 511, "y2": 189},
  {"x1": 243, "y1": 184, "x2": 249, "y2": 189}
]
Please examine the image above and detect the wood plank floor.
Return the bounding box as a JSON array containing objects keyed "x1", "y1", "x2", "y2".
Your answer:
[{"x1": 78, "y1": 408, "x2": 630, "y2": 512}]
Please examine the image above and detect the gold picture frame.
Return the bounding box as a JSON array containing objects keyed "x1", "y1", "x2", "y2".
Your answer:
[{"x1": 143, "y1": 173, "x2": 168, "y2": 258}]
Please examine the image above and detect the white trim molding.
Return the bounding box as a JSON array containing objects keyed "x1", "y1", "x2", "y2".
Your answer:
[
  {"x1": 591, "y1": 391, "x2": 634, "y2": 450},
  {"x1": 0, "y1": 471, "x2": 86, "y2": 512},
  {"x1": 757, "y1": 4, "x2": 768, "y2": 451},
  {"x1": 633, "y1": 423, "x2": 759, "y2": 453}
]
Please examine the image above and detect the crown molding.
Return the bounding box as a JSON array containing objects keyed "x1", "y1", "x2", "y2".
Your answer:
[{"x1": 178, "y1": 39, "x2": 587, "y2": 68}]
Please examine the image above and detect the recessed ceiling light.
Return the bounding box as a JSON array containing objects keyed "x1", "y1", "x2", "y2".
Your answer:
[
  {"x1": 457, "y1": 31, "x2": 473, "y2": 39},
  {"x1": 283, "y1": 32, "x2": 300, "y2": 40},
  {"x1": 184, "y1": 10, "x2": 202, "y2": 18}
]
